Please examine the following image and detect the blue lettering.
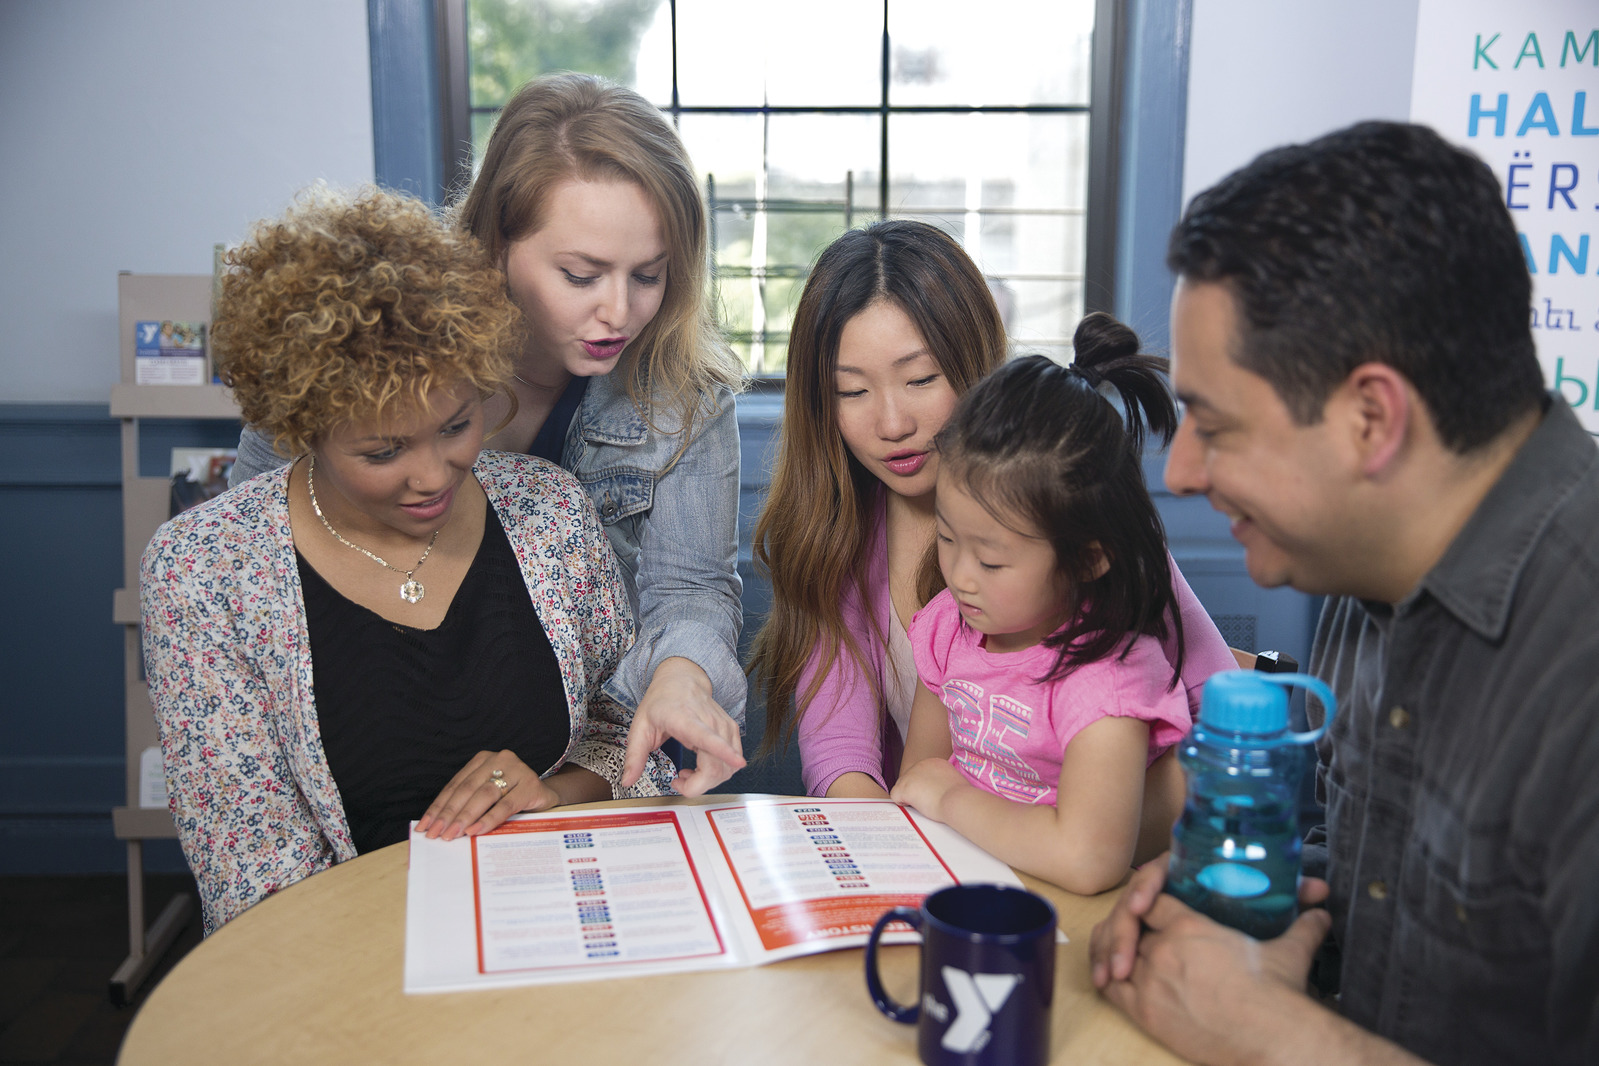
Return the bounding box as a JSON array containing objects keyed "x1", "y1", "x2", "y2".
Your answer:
[
  {"x1": 1516, "y1": 32, "x2": 1546, "y2": 68},
  {"x1": 1470, "y1": 93, "x2": 1509, "y2": 137},
  {"x1": 1507, "y1": 163, "x2": 1533, "y2": 208},
  {"x1": 1562, "y1": 30, "x2": 1598, "y2": 66},
  {"x1": 1549, "y1": 164, "x2": 1580, "y2": 209},
  {"x1": 1575, "y1": 93, "x2": 1599, "y2": 136},
  {"x1": 1554, "y1": 358, "x2": 1589, "y2": 410},
  {"x1": 1520, "y1": 233, "x2": 1538, "y2": 273},
  {"x1": 1475, "y1": 33, "x2": 1500, "y2": 69},
  {"x1": 1534, "y1": 298, "x2": 1582, "y2": 331},
  {"x1": 1549, "y1": 234, "x2": 1590, "y2": 274},
  {"x1": 1517, "y1": 92, "x2": 1560, "y2": 136}
]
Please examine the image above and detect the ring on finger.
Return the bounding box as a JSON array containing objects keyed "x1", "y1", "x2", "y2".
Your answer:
[{"x1": 489, "y1": 769, "x2": 509, "y2": 795}]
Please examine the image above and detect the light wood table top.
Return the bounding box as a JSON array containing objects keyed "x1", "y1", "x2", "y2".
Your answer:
[{"x1": 119, "y1": 795, "x2": 1186, "y2": 1065}]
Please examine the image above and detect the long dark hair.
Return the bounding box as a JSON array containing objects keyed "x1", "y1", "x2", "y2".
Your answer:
[
  {"x1": 934, "y1": 312, "x2": 1183, "y2": 684},
  {"x1": 750, "y1": 220, "x2": 1007, "y2": 755}
]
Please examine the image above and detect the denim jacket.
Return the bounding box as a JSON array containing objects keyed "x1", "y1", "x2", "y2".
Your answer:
[
  {"x1": 229, "y1": 370, "x2": 746, "y2": 724},
  {"x1": 566, "y1": 371, "x2": 745, "y2": 723}
]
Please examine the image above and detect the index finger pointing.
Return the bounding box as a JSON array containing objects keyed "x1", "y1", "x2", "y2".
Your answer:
[{"x1": 676, "y1": 720, "x2": 746, "y2": 772}]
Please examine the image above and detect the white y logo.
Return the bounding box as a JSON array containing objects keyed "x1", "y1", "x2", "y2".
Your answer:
[{"x1": 939, "y1": 966, "x2": 1021, "y2": 1053}]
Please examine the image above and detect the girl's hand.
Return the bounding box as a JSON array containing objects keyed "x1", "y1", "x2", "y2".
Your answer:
[
  {"x1": 620, "y1": 657, "x2": 746, "y2": 796},
  {"x1": 890, "y1": 757, "x2": 965, "y2": 820},
  {"x1": 417, "y1": 750, "x2": 559, "y2": 841}
]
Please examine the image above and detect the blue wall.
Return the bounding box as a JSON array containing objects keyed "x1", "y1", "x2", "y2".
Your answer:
[
  {"x1": 0, "y1": 406, "x2": 241, "y2": 873},
  {"x1": 1115, "y1": 0, "x2": 1317, "y2": 677}
]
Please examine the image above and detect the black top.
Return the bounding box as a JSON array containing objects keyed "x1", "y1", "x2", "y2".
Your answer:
[
  {"x1": 527, "y1": 376, "x2": 590, "y2": 464},
  {"x1": 299, "y1": 507, "x2": 570, "y2": 854}
]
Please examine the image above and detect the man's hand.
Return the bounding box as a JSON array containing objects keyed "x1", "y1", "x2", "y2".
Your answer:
[
  {"x1": 620, "y1": 657, "x2": 745, "y2": 796},
  {"x1": 1090, "y1": 856, "x2": 1329, "y2": 987},
  {"x1": 1090, "y1": 866, "x2": 1334, "y2": 1066},
  {"x1": 1090, "y1": 852, "x2": 1173, "y2": 987},
  {"x1": 1104, "y1": 895, "x2": 1330, "y2": 1065}
]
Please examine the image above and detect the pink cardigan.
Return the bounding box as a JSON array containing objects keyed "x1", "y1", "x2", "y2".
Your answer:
[{"x1": 796, "y1": 502, "x2": 1238, "y2": 795}]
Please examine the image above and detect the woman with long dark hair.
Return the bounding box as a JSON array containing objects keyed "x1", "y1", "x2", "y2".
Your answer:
[{"x1": 749, "y1": 220, "x2": 1235, "y2": 861}]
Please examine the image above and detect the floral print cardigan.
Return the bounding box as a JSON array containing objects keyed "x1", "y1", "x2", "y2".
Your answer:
[{"x1": 140, "y1": 451, "x2": 672, "y2": 934}]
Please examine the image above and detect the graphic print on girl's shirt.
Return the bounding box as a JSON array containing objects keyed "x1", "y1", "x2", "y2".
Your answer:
[{"x1": 910, "y1": 591, "x2": 1191, "y2": 808}]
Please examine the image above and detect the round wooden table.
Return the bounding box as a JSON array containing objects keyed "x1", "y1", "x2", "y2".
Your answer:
[{"x1": 119, "y1": 796, "x2": 1185, "y2": 1064}]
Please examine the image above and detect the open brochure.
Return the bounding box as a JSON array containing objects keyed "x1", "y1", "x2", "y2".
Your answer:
[{"x1": 405, "y1": 797, "x2": 1022, "y2": 993}]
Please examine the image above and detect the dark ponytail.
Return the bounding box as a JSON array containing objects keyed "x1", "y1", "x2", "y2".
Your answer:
[
  {"x1": 1068, "y1": 311, "x2": 1179, "y2": 456},
  {"x1": 933, "y1": 313, "x2": 1183, "y2": 685}
]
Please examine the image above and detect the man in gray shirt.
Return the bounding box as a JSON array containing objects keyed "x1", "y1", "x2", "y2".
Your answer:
[{"x1": 1090, "y1": 122, "x2": 1599, "y2": 1064}]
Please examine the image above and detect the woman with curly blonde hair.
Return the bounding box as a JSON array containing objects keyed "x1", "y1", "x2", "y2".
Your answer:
[
  {"x1": 143, "y1": 186, "x2": 673, "y2": 934},
  {"x1": 232, "y1": 73, "x2": 748, "y2": 795}
]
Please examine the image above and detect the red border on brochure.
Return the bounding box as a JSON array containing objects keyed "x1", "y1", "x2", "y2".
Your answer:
[
  {"x1": 469, "y1": 810, "x2": 726, "y2": 975},
  {"x1": 704, "y1": 800, "x2": 961, "y2": 952}
]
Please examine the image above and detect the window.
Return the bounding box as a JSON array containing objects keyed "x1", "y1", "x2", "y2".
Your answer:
[{"x1": 449, "y1": 0, "x2": 1109, "y2": 375}]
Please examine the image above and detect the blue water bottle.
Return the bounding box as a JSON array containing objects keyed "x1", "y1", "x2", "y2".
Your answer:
[{"x1": 1165, "y1": 669, "x2": 1336, "y2": 939}]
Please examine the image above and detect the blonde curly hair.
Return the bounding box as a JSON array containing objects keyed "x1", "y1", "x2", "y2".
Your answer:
[{"x1": 214, "y1": 185, "x2": 521, "y2": 456}]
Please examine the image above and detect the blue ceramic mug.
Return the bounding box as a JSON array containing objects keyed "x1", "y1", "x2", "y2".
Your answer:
[{"x1": 864, "y1": 884, "x2": 1057, "y2": 1066}]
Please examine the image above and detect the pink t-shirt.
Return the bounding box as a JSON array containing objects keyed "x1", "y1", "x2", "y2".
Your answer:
[{"x1": 909, "y1": 590, "x2": 1193, "y2": 807}]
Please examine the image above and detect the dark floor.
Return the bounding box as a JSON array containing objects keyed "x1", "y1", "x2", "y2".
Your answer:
[{"x1": 0, "y1": 875, "x2": 202, "y2": 1065}]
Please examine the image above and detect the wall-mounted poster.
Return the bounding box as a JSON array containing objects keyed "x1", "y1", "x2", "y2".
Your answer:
[{"x1": 1411, "y1": 1, "x2": 1598, "y2": 435}]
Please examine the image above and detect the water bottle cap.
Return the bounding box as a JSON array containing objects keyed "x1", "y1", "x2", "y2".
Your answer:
[{"x1": 1199, "y1": 670, "x2": 1290, "y2": 735}]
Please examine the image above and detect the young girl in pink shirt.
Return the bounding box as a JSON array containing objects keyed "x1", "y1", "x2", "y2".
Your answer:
[{"x1": 892, "y1": 313, "x2": 1201, "y2": 894}]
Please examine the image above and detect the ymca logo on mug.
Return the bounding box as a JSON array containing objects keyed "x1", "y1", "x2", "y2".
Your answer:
[
  {"x1": 927, "y1": 966, "x2": 1021, "y2": 1052},
  {"x1": 865, "y1": 883, "x2": 1056, "y2": 1066}
]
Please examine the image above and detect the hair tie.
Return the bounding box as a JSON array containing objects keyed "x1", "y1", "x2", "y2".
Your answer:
[{"x1": 1069, "y1": 361, "x2": 1103, "y2": 390}]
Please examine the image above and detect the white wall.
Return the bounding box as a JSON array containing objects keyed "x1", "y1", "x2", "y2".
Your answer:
[
  {"x1": 0, "y1": 0, "x2": 374, "y2": 403},
  {"x1": 1182, "y1": 0, "x2": 1422, "y2": 206}
]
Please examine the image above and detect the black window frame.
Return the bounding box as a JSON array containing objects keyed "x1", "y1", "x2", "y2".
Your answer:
[{"x1": 429, "y1": 0, "x2": 1125, "y2": 374}]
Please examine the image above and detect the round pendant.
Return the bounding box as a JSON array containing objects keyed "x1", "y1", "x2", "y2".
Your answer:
[{"x1": 399, "y1": 579, "x2": 425, "y2": 604}]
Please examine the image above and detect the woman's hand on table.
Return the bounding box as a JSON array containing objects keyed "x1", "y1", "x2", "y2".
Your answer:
[
  {"x1": 620, "y1": 657, "x2": 746, "y2": 796},
  {"x1": 417, "y1": 750, "x2": 559, "y2": 840}
]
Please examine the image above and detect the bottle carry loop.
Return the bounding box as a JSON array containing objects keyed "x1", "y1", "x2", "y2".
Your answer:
[{"x1": 1191, "y1": 670, "x2": 1337, "y2": 748}]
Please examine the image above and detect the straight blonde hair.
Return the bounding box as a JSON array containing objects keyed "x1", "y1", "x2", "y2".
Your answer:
[{"x1": 456, "y1": 72, "x2": 741, "y2": 440}]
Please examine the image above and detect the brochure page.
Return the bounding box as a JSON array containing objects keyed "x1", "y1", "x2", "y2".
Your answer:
[
  {"x1": 472, "y1": 811, "x2": 726, "y2": 975},
  {"x1": 702, "y1": 800, "x2": 979, "y2": 960},
  {"x1": 405, "y1": 798, "x2": 1021, "y2": 994}
]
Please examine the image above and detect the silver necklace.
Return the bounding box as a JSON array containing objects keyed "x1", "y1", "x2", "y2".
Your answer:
[{"x1": 306, "y1": 454, "x2": 439, "y2": 604}]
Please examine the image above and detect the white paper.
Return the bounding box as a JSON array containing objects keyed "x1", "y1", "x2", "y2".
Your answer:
[
  {"x1": 135, "y1": 356, "x2": 206, "y2": 385},
  {"x1": 404, "y1": 799, "x2": 1023, "y2": 994},
  {"x1": 138, "y1": 745, "x2": 167, "y2": 809},
  {"x1": 474, "y1": 810, "x2": 725, "y2": 974}
]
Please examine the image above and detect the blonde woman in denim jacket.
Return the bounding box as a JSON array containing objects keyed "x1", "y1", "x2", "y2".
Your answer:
[{"x1": 232, "y1": 74, "x2": 746, "y2": 793}]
